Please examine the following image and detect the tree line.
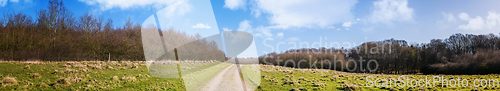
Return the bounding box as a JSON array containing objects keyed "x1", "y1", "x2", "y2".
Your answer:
[
  {"x1": 259, "y1": 33, "x2": 500, "y2": 75},
  {"x1": 0, "y1": 0, "x2": 226, "y2": 61}
]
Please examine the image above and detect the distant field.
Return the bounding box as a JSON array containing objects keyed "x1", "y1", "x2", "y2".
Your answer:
[
  {"x1": 257, "y1": 65, "x2": 500, "y2": 91},
  {"x1": 0, "y1": 61, "x2": 499, "y2": 91}
]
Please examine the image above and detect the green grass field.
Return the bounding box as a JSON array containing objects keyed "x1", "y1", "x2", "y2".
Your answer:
[
  {"x1": 0, "y1": 61, "x2": 498, "y2": 91},
  {"x1": 257, "y1": 65, "x2": 499, "y2": 91}
]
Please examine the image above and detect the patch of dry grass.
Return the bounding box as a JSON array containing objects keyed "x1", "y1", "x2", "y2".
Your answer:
[
  {"x1": 79, "y1": 68, "x2": 89, "y2": 72},
  {"x1": 62, "y1": 64, "x2": 71, "y2": 67},
  {"x1": 22, "y1": 61, "x2": 42, "y2": 64},
  {"x1": 55, "y1": 78, "x2": 70, "y2": 86},
  {"x1": 107, "y1": 65, "x2": 113, "y2": 69},
  {"x1": 31, "y1": 73, "x2": 41, "y2": 79},
  {"x1": 121, "y1": 76, "x2": 136, "y2": 82},
  {"x1": 73, "y1": 63, "x2": 86, "y2": 68},
  {"x1": 341, "y1": 84, "x2": 360, "y2": 91},
  {"x1": 24, "y1": 65, "x2": 30, "y2": 69},
  {"x1": 90, "y1": 65, "x2": 102, "y2": 69},
  {"x1": 53, "y1": 70, "x2": 60, "y2": 74},
  {"x1": 3, "y1": 76, "x2": 17, "y2": 84},
  {"x1": 111, "y1": 76, "x2": 119, "y2": 81},
  {"x1": 68, "y1": 76, "x2": 84, "y2": 83},
  {"x1": 64, "y1": 68, "x2": 78, "y2": 73},
  {"x1": 131, "y1": 65, "x2": 138, "y2": 69}
]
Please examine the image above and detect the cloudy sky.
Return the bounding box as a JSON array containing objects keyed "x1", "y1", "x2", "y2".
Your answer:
[{"x1": 2, "y1": 0, "x2": 500, "y2": 56}]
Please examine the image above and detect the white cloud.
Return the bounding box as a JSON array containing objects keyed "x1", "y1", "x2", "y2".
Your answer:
[
  {"x1": 241, "y1": 20, "x2": 272, "y2": 38},
  {"x1": 192, "y1": 23, "x2": 211, "y2": 29},
  {"x1": 23, "y1": 0, "x2": 31, "y2": 4},
  {"x1": 0, "y1": 0, "x2": 6, "y2": 6},
  {"x1": 486, "y1": 11, "x2": 500, "y2": 28},
  {"x1": 229, "y1": 20, "x2": 274, "y2": 38},
  {"x1": 337, "y1": 28, "x2": 340, "y2": 30},
  {"x1": 368, "y1": 0, "x2": 414, "y2": 24},
  {"x1": 1, "y1": 0, "x2": 23, "y2": 6},
  {"x1": 224, "y1": 0, "x2": 245, "y2": 10},
  {"x1": 435, "y1": 12, "x2": 457, "y2": 30},
  {"x1": 286, "y1": 37, "x2": 300, "y2": 42},
  {"x1": 342, "y1": 21, "x2": 356, "y2": 27},
  {"x1": 458, "y1": 13, "x2": 484, "y2": 30},
  {"x1": 457, "y1": 11, "x2": 500, "y2": 31},
  {"x1": 255, "y1": 26, "x2": 272, "y2": 38},
  {"x1": 237, "y1": 20, "x2": 252, "y2": 32},
  {"x1": 78, "y1": 0, "x2": 185, "y2": 10},
  {"x1": 458, "y1": 13, "x2": 470, "y2": 20},
  {"x1": 252, "y1": 0, "x2": 357, "y2": 29},
  {"x1": 276, "y1": 32, "x2": 284, "y2": 38},
  {"x1": 442, "y1": 12, "x2": 456, "y2": 22},
  {"x1": 155, "y1": 0, "x2": 191, "y2": 18},
  {"x1": 222, "y1": 27, "x2": 232, "y2": 31},
  {"x1": 327, "y1": 26, "x2": 335, "y2": 29}
]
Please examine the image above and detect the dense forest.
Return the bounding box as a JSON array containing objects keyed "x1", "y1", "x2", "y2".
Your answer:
[
  {"x1": 259, "y1": 33, "x2": 500, "y2": 75},
  {"x1": 0, "y1": 0, "x2": 226, "y2": 61},
  {"x1": 0, "y1": 0, "x2": 144, "y2": 61}
]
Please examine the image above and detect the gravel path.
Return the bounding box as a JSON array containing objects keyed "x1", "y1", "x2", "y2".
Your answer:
[{"x1": 201, "y1": 64, "x2": 248, "y2": 91}]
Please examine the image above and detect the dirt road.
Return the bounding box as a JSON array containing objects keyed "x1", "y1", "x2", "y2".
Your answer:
[{"x1": 200, "y1": 64, "x2": 248, "y2": 91}]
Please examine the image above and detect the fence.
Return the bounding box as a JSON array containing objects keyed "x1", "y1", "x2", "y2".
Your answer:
[{"x1": 0, "y1": 51, "x2": 143, "y2": 61}]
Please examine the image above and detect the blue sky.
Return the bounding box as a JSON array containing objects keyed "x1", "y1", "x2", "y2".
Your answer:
[{"x1": 2, "y1": 0, "x2": 500, "y2": 57}]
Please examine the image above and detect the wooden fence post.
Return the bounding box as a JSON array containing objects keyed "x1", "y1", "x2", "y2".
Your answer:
[
  {"x1": 174, "y1": 48, "x2": 182, "y2": 78},
  {"x1": 11, "y1": 51, "x2": 13, "y2": 61},
  {"x1": 37, "y1": 51, "x2": 40, "y2": 60}
]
